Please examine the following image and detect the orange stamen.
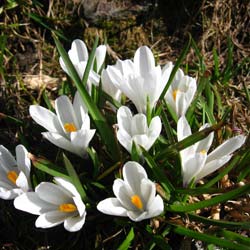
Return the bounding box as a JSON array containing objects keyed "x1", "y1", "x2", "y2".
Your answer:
[
  {"x1": 7, "y1": 171, "x2": 18, "y2": 185},
  {"x1": 64, "y1": 123, "x2": 77, "y2": 132},
  {"x1": 131, "y1": 195, "x2": 143, "y2": 210},
  {"x1": 59, "y1": 203, "x2": 77, "y2": 212},
  {"x1": 173, "y1": 89, "x2": 179, "y2": 101}
]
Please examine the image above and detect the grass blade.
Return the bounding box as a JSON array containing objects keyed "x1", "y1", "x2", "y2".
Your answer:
[
  {"x1": 167, "y1": 183, "x2": 250, "y2": 212},
  {"x1": 172, "y1": 225, "x2": 250, "y2": 250},
  {"x1": 63, "y1": 153, "x2": 89, "y2": 202},
  {"x1": 117, "y1": 227, "x2": 134, "y2": 250}
]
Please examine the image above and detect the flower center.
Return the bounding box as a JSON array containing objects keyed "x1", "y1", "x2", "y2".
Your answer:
[
  {"x1": 131, "y1": 195, "x2": 143, "y2": 210},
  {"x1": 64, "y1": 123, "x2": 77, "y2": 132},
  {"x1": 59, "y1": 203, "x2": 77, "y2": 213},
  {"x1": 7, "y1": 171, "x2": 18, "y2": 184},
  {"x1": 200, "y1": 149, "x2": 207, "y2": 154},
  {"x1": 172, "y1": 89, "x2": 180, "y2": 101}
]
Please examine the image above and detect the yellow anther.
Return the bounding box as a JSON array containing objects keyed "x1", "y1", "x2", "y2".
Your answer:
[
  {"x1": 200, "y1": 149, "x2": 207, "y2": 154},
  {"x1": 131, "y1": 195, "x2": 143, "y2": 210},
  {"x1": 7, "y1": 171, "x2": 18, "y2": 185},
  {"x1": 59, "y1": 203, "x2": 77, "y2": 213},
  {"x1": 173, "y1": 89, "x2": 179, "y2": 101},
  {"x1": 64, "y1": 123, "x2": 77, "y2": 132}
]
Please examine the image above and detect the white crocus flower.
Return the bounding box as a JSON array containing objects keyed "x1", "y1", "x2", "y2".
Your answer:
[
  {"x1": 177, "y1": 116, "x2": 246, "y2": 186},
  {"x1": 105, "y1": 46, "x2": 172, "y2": 113},
  {"x1": 165, "y1": 68, "x2": 196, "y2": 117},
  {"x1": 29, "y1": 92, "x2": 95, "y2": 158},
  {"x1": 97, "y1": 161, "x2": 164, "y2": 222},
  {"x1": 14, "y1": 177, "x2": 86, "y2": 232},
  {"x1": 59, "y1": 39, "x2": 106, "y2": 90},
  {"x1": 117, "y1": 106, "x2": 162, "y2": 154},
  {"x1": 0, "y1": 144, "x2": 31, "y2": 200}
]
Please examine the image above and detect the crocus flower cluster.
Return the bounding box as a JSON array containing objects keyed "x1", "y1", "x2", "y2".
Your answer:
[{"x1": 0, "y1": 39, "x2": 247, "y2": 235}]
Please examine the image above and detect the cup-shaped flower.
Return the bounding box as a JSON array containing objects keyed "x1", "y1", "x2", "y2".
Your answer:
[
  {"x1": 116, "y1": 106, "x2": 162, "y2": 153},
  {"x1": 104, "y1": 46, "x2": 172, "y2": 113},
  {"x1": 14, "y1": 177, "x2": 86, "y2": 232},
  {"x1": 97, "y1": 161, "x2": 164, "y2": 222},
  {"x1": 177, "y1": 116, "x2": 246, "y2": 186},
  {"x1": 29, "y1": 92, "x2": 95, "y2": 157},
  {"x1": 0, "y1": 144, "x2": 31, "y2": 200},
  {"x1": 59, "y1": 39, "x2": 106, "y2": 90},
  {"x1": 165, "y1": 68, "x2": 196, "y2": 117}
]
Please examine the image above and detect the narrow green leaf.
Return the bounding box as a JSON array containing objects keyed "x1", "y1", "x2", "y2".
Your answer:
[
  {"x1": 187, "y1": 213, "x2": 250, "y2": 230},
  {"x1": 203, "y1": 155, "x2": 241, "y2": 188},
  {"x1": 186, "y1": 75, "x2": 208, "y2": 121},
  {"x1": 87, "y1": 147, "x2": 100, "y2": 178},
  {"x1": 131, "y1": 141, "x2": 140, "y2": 162},
  {"x1": 219, "y1": 229, "x2": 250, "y2": 246},
  {"x1": 42, "y1": 90, "x2": 55, "y2": 112},
  {"x1": 172, "y1": 225, "x2": 250, "y2": 250},
  {"x1": 118, "y1": 227, "x2": 134, "y2": 250},
  {"x1": 30, "y1": 154, "x2": 69, "y2": 180},
  {"x1": 159, "y1": 34, "x2": 191, "y2": 101},
  {"x1": 167, "y1": 183, "x2": 250, "y2": 212},
  {"x1": 156, "y1": 121, "x2": 223, "y2": 160},
  {"x1": 190, "y1": 37, "x2": 206, "y2": 73},
  {"x1": 29, "y1": 13, "x2": 68, "y2": 41},
  {"x1": 160, "y1": 108, "x2": 176, "y2": 145},
  {"x1": 53, "y1": 35, "x2": 120, "y2": 162},
  {"x1": 63, "y1": 153, "x2": 89, "y2": 202},
  {"x1": 212, "y1": 48, "x2": 220, "y2": 79},
  {"x1": 142, "y1": 149, "x2": 173, "y2": 199}
]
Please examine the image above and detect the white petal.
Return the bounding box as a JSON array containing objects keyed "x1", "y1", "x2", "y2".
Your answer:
[
  {"x1": 123, "y1": 161, "x2": 148, "y2": 194},
  {"x1": 59, "y1": 57, "x2": 68, "y2": 75},
  {"x1": 181, "y1": 153, "x2": 207, "y2": 186},
  {"x1": 101, "y1": 69, "x2": 121, "y2": 101},
  {"x1": 97, "y1": 198, "x2": 127, "y2": 217},
  {"x1": 195, "y1": 130, "x2": 214, "y2": 154},
  {"x1": 16, "y1": 145, "x2": 31, "y2": 178},
  {"x1": 54, "y1": 177, "x2": 80, "y2": 198},
  {"x1": 131, "y1": 114, "x2": 148, "y2": 135},
  {"x1": 35, "y1": 211, "x2": 68, "y2": 229},
  {"x1": 69, "y1": 39, "x2": 88, "y2": 62},
  {"x1": 140, "y1": 178, "x2": 156, "y2": 207},
  {"x1": 196, "y1": 155, "x2": 232, "y2": 181},
  {"x1": 113, "y1": 179, "x2": 134, "y2": 210},
  {"x1": 207, "y1": 135, "x2": 246, "y2": 162},
  {"x1": 0, "y1": 145, "x2": 16, "y2": 171},
  {"x1": 70, "y1": 129, "x2": 95, "y2": 157},
  {"x1": 73, "y1": 91, "x2": 88, "y2": 126},
  {"x1": 117, "y1": 106, "x2": 133, "y2": 135},
  {"x1": 14, "y1": 192, "x2": 54, "y2": 215},
  {"x1": 145, "y1": 195, "x2": 164, "y2": 218},
  {"x1": 42, "y1": 132, "x2": 80, "y2": 156},
  {"x1": 55, "y1": 95, "x2": 80, "y2": 131},
  {"x1": 117, "y1": 129, "x2": 133, "y2": 153},
  {"x1": 0, "y1": 188, "x2": 22, "y2": 200},
  {"x1": 134, "y1": 46, "x2": 155, "y2": 75},
  {"x1": 148, "y1": 116, "x2": 162, "y2": 141},
  {"x1": 72, "y1": 196, "x2": 86, "y2": 217},
  {"x1": 16, "y1": 171, "x2": 30, "y2": 192},
  {"x1": 29, "y1": 105, "x2": 63, "y2": 134},
  {"x1": 133, "y1": 134, "x2": 150, "y2": 150},
  {"x1": 95, "y1": 45, "x2": 106, "y2": 72},
  {"x1": 177, "y1": 116, "x2": 192, "y2": 141},
  {"x1": 127, "y1": 210, "x2": 147, "y2": 222},
  {"x1": 36, "y1": 182, "x2": 72, "y2": 205},
  {"x1": 64, "y1": 214, "x2": 86, "y2": 232}
]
